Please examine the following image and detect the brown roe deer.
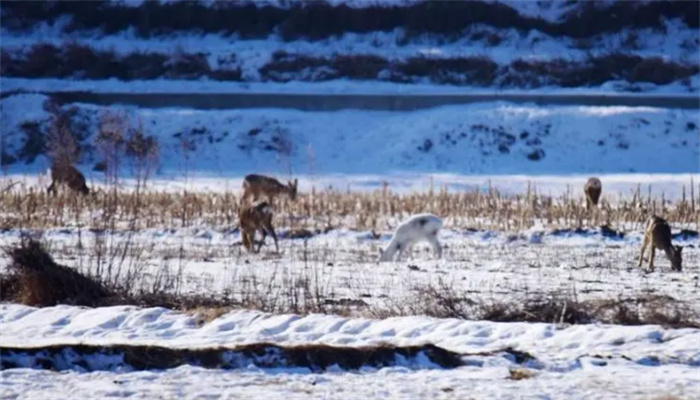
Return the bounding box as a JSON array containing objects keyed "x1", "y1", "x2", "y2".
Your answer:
[
  {"x1": 47, "y1": 163, "x2": 90, "y2": 196},
  {"x1": 238, "y1": 201, "x2": 279, "y2": 253},
  {"x1": 241, "y1": 174, "x2": 297, "y2": 204},
  {"x1": 584, "y1": 177, "x2": 602, "y2": 211},
  {"x1": 637, "y1": 215, "x2": 683, "y2": 272}
]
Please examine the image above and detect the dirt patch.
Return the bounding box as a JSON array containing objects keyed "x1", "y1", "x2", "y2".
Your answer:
[{"x1": 508, "y1": 368, "x2": 538, "y2": 380}]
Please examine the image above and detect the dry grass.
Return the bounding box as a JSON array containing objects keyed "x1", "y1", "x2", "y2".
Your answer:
[
  {"x1": 2, "y1": 238, "x2": 113, "y2": 306},
  {"x1": 372, "y1": 279, "x2": 700, "y2": 329},
  {"x1": 507, "y1": 368, "x2": 537, "y2": 380},
  {"x1": 185, "y1": 306, "x2": 233, "y2": 325},
  {"x1": 1, "y1": 181, "x2": 697, "y2": 233}
]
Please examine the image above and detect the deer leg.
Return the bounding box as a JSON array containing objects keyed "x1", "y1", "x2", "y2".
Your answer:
[
  {"x1": 637, "y1": 235, "x2": 648, "y2": 267},
  {"x1": 241, "y1": 231, "x2": 252, "y2": 252},
  {"x1": 398, "y1": 242, "x2": 413, "y2": 261},
  {"x1": 648, "y1": 246, "x2": 655, "y2": 272},
  {"x1": 428, "y1": 235, "x2": 442, "y2": 259},
  {"x1": 391, "y1": 242, "x2": 402, "y2": 261},
  {"x1": 265, "y1": 226, "x2": 279, "y2": 253},
  {"x1": 256, "y1": 229, "x2": 267, "y2": 253},
  {"x1": 47, "y1": 181, "x2": 56, "y2": 196}
]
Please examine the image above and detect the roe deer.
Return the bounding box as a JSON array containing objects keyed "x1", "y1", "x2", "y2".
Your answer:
[
  {"x1": 238, "y1": 201, "x2": 279, "y2": 253},
  {"x1": 584, "y1": 177, "x2": 602, "y2": 211},
  {"x1": 379, "y1": 213, "x2": 443, "y2": 262},
  {"x1": 47, "y1": 163, "x2": 90, "y2": 196},
  {"x1": 637, "y1": 215, "x2": 683, "y2": 272},
  {"x1": 241, "y1": 174, "x2": 297, "y2": 204}
]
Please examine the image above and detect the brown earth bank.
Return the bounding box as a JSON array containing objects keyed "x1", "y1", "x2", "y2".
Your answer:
[
  {"x1": 0, "y1": 342, "x2": 692, "y2": 372},
  {"x1": 0, "y1": 342, "x2": 466, "y2": 372}
]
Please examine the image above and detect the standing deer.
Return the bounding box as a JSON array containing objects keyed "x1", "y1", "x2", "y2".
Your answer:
[
  {"x1": 238, "y1": 201, "x2": 279, "y2": 253},
  {"x1": 637, "y1": 215, "x2": 683, "y2": 272},
  {"x1": 584, "y1": 177, "x2": 602, "y2": 211},
  {"x1": 47, "y1": 163, "x2": 90, "y2": 196},
  {"x1": 379, "y1": 213, "x2": 443, "y2": 262},
  {"x1": 241, "y1": 174, "x2": 297, "y2": 204}
]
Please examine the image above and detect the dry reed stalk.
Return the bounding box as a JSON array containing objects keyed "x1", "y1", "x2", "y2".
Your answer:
[{"x1": 0, "y1": 182, "x2": 697, "y2": 232}]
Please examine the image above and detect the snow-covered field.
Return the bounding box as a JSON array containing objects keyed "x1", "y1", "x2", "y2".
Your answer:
[
  {"x1": 1, "y1": 305, "x2": 699, "y2": 399},
  {"x1": 1, "y1": 95, "x2": 699, "y2": 399},
  {"x1": 2, "y1": 1, "x2": 699, "y2": 395},
  {"x1": 2, "y1": 221, "x2": 699, "y2": 308}
]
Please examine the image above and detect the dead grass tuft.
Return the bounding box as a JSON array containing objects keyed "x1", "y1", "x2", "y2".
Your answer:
[
  {"x1": 185, "y1": 306, "x2": 232, "y2": 326},
  {"x1": 3, "y1": 239, "x2": 112, "y2": 306},
  {"x1": 508, "y1": 368, "x2": 537, "y2": 380}
]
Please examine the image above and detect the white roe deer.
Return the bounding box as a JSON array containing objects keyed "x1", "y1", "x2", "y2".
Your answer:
[
  {"x1": 379, "y1": 213, "x2": 443, "y2": 262},
  {"x1": 241, "y1": 174, "x2": 297, "y2": 204},
  {"x1": 47, "y1": 162, "x2": 90, "y2": 196},
  {"x1": 637, "y1": 215, "x2": 683, "y2": 272},
  {"x1": 584, "y1": 177, "x2": 602, "y2": 211},
  {"x1": 238, "y1": 201, "x2": 279, "y2": 253}
]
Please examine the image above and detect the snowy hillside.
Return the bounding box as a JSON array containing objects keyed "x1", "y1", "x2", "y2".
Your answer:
[
  {"x1": 2, "y1": 93, "x2": 698, "y2": 177},
  {"x1": 1, "y1": 0, "x2": 698, "y2": 93}
]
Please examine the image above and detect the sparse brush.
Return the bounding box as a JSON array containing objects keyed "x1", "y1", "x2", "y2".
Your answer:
[{"x1": 1, "y1": 182, "x2": 697, "y2": 233}]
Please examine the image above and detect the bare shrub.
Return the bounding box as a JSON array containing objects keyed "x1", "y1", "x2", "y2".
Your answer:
[{"x1": 3, "y1": 239, "x2": 112, "y2": 306}]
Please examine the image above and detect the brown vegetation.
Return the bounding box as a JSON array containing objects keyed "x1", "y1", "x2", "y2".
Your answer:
[
  {"x1": 1, "y1": 180, "x2": 697, "y2": 233},
  {"x1": 2, "y1": 239, "x2": 111, "y2": 306},
  {"x1": 374, "y1": 280, "x2": 700, "y2": 329}
]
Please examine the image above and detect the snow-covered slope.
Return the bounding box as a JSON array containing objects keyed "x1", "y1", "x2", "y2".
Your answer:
[
  {"x1": 2, "y1": 93, "x2": 698, "y2": 176},
  {"x1": 2, "y1": 305, "x2": 698, "y2": 365}
]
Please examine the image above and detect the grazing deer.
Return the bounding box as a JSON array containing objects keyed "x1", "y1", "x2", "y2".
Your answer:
[
  {"x1": 637, "y1": 215, "x2": 683, "y2": 272},
  {"x1": 241, "y1": 174, "x2": 297, "y2": 204},
  {"x1": 584, "y1": 177, "x2": 602, "y2": 211},
  {"x1": 379, "y1": 213, "x2": 443, "y2": 262},
  {"x1": 238, "y1": 201, "x2": 279, "y2": 253},
  {"x1": 47, "y1": 163, "x2": 90, "y2": 196}
]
